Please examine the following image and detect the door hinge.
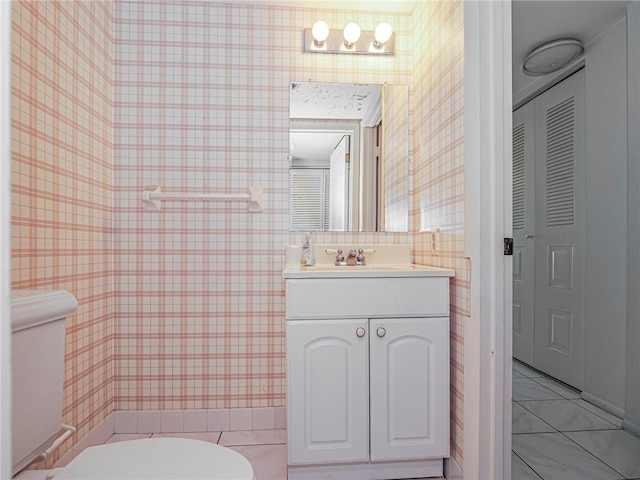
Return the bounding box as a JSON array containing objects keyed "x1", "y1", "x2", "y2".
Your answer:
[{"x1": 504, "y1": 238, "x2": 514, "y2": 255}]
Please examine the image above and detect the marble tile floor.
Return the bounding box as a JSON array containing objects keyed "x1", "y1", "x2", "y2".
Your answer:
[
  {"x1": 106, "y1": 429, "x2": 288, "y2": 480},
  {"x1": 513, "y1": 360, "x2": 640, "y2": 480}
]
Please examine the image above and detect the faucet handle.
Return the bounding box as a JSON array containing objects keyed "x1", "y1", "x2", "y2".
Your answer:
[{"x1": 324, "y1": 248, "x2": 347, "y2": 266}]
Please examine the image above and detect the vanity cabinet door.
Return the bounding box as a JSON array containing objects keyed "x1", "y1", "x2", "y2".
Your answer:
[
  {"x1": 369, "y1": 317, "x2": 450, "y2": 461},
  {"x1": 287, "y1": 319, "x2": 369, "y2": 465}
]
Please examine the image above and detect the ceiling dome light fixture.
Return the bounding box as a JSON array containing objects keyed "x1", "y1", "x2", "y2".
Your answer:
[
  {"x1": 374, "y1": 23, "x2": 393, "y2": 48},
  {"x1": 523, "y1": 38, "x2": 584, "y2": 76},
  {"x1": 311, "y1": 21, "x2": 329, "y2": 48},
  {"x1": 343, "y1": 23, "x2": 361, "y2": 49}
]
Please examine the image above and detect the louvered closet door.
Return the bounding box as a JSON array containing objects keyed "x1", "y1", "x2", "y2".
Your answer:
[
  {"x1": 533, "y1": 69, "x2": 585, "y2": 389},
  {"x1": 512, "y1": 101, "x2": 536, "y2": 366},
  {"x1": 289, "y1": 169, "x2": 329, "y2": 231}
]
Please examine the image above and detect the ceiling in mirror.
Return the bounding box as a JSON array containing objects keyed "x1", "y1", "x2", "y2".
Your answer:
[{"x1": 290, "y1": 82, "x2": 381, "y2": 121}]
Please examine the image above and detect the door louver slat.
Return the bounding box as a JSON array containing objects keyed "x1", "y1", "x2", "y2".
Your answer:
[
  {"x1": 289, "y1": 169, "x2": 330, "y2": 231},
  {"x1": 513, "y1": 123, "x2": 526, "y2": 230},
  {"x1": 546, "y1": 97, "x2": 575, "y2": 227}
]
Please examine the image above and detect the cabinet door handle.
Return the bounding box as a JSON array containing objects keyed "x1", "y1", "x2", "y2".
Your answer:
[
  {"x1": 356, "y1": 327, "x2": 366, "y2": 338},
  {"x1": 376, "y1": 327, "x2": 386, "y2": 338}
]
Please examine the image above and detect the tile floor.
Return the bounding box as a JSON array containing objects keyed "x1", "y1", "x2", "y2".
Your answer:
[
  {"x1": 105, "y1": 429, "x2": 288, "y2": 480},
  {"x1": 512, "y1": 360, "x2": 640, "y2": 480},
  {"x1": 100, "y1": 364, "x2": 640, "y2": 480}
]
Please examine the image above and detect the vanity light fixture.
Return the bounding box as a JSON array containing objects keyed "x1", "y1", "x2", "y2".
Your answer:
[{"x1": 304, "y1": 22, "x2": 394, "y2": 55}]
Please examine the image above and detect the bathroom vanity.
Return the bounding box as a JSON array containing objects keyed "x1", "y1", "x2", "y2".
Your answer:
[{"x1": 283, "y1": 245, "x2": 454, "y2": 480}]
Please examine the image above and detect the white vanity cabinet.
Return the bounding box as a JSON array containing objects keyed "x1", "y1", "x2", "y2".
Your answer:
[
  {"x1": 287, "y1": 317, "x2": 449, "y2": 468},
  {"x1": 283, "y1": 250, "x2": 454, "y2": 480}
]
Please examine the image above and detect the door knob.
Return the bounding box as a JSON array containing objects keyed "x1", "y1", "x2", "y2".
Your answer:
[
  {"x1": 356, "y1": 327, "x2": 366, "y2": 338},
  {"x1": 376, "y1": 327, "x2": 386, "y2": 338},
  {"x1": 526, "y1": 234, "x2": 534, "y2": 239}
]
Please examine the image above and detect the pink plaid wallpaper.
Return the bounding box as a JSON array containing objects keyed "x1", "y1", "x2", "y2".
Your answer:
[
  {"x1": 383, "y1": 83, "x2": 409, "y2": 232},
  {"x1": 10, "y1": 0, "x2": 114, "y2": 462},
  {"x1": 112, "y1": 1, "x2": 413, "y2": 412},
  {"x1": 412, "y1": 0, "x2": 466, "y2": 464},
  {"x1": 11, "y1": 0, "x2": 467, "y2": 468}
]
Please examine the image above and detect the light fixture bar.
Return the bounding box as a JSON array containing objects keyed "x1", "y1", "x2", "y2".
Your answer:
[{"x1": 304, "y1": 28, "x2": 394, "y2": 55}]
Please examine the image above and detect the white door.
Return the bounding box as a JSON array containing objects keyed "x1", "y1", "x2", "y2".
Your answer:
[
  {"x1": 286, "y1": 319, "x2": 369, "y2": 464},
  {"x1": 512, "y1": 70, "x2": 586, "y2": 389},
  {"x1": 512, "y1": 101, "x2": 536, "y2": 365},
  {"x1": 369, "y1": 317, "x2": 449, "y2": 461},
  {"x1": 533, "y1": 70, "x2": 585, "y2": 389},
  {"x1": 329, "y1": 135, "x2": 350, "y2": 230}
]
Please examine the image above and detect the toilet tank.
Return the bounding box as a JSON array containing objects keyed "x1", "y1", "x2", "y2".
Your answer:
[{"x1": 11, "y1": 290, "x2": 78, "y2": 475}]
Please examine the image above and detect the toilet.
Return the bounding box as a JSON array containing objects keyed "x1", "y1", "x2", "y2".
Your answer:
[{"x1": 11, "y1": 290, "x2": 255, "y2": 480}]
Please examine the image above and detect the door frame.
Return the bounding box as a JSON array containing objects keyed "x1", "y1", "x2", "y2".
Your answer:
[
  {"x1": 463, "y1": 1, "x2": 512, "y2": 478},
  {"x1": 0, "y1": 2, "x2": 12, "y2": 478}
]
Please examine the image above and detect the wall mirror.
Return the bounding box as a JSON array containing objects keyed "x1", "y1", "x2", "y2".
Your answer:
[{"x1": 289, "y1": 81, "x2": 409, "y2": 232}]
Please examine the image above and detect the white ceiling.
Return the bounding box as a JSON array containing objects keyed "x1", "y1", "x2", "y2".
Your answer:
[
  {"x1": 222, "y1": 0, "x2": 416, "y2": 13},
  {"x1": 289, "y1": 131, "x2": 346, "y2": 164},
  {"x1": 512, "y1": 0, "x2": 631, "y2": 101}
]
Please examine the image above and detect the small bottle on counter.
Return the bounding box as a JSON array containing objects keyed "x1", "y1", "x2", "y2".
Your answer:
[{"x1": 300, "y1": 232, "x2": 316, "y2": 267}]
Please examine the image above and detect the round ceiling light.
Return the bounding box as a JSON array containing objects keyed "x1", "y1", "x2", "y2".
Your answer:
[{"x1": 523, "y1": 39, "x2": 584, "y2": 76}]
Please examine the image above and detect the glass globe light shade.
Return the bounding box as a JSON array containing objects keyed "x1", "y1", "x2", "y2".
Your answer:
[
  {"x1": 343, "y1": 23, "x2": 361, "y2": 47},
  {"x1": 374, "y1": 23, "x2": 392, "y2": 47},
  {"x1": 312, "y1": 21, "x2": 330, "y2": 46}
]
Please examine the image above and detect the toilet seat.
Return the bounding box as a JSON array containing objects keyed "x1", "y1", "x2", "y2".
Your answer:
[{"x1": 52, "y1": 438, "x2": 255, "y2": 480}]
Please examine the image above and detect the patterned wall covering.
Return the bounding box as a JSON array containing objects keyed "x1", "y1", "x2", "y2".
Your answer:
[
  {"x1": 113, "y1": 1, "x2": 413, "y2": 411},
  {"x1": 411, "y1": 0, "x2": 467, "y2": 465},
  {"x1": 10, "y1": 0, "x2": 114, "y2": 460},
  {"x1": 383, "y1": 83, "x2": 409, "y2": 232}
]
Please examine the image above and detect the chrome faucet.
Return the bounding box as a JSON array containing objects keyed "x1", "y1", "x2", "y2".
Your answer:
[{"x1": 329, "y1": 247, "x2": 369, "y2": 266}]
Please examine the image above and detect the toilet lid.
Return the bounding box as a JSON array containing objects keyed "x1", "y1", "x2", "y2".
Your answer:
[{"x1": 53, "y1": 438, "x2": 255, "y2": 480}]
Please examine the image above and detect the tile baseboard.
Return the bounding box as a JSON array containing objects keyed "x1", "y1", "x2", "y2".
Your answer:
[
  {"x1": 53, "y1": 407, "x2": 286, "y2": 469},
  {"x1": 444, "y1": 456, "x2": 463, "y2": 480},
  {"x1": 622, "y1": 418, "x2": 640, "y2": 437},
  {"x1": 581, "y1": 391, "x2": 625, "y2": 419},
  {"x1": 113, "y1": 407, "x2": 287, "y2": 434}
]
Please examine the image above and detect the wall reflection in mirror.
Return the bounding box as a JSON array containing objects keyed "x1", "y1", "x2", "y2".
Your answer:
[{"x1": 289, "y1": 82, "x2": 409, "y2": 232}]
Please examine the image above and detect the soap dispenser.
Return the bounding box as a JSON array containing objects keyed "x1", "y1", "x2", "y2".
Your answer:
[{"x1": 300, "y1": 232, "x2": 316, "y2": 266}]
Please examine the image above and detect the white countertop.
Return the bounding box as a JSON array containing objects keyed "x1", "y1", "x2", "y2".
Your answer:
[{"x1": 282, "y1": 263, "x2": 455, "y2": 279}]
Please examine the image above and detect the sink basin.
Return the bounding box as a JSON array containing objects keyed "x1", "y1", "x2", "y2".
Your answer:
[{"x1": 282, "y1": 263, "x2": 454, "y2": 278}]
